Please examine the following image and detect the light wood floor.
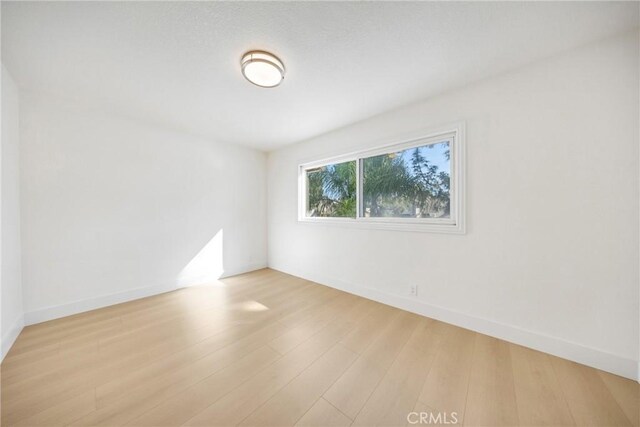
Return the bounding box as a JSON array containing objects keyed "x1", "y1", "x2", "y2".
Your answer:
[{"x1": 2, "y1": 269, "x2": 637, "y2": 427}]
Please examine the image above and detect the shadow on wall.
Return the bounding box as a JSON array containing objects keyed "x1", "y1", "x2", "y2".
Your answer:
[{"x1": 177, "y1": 229, "x2": 224, "y2": 286}]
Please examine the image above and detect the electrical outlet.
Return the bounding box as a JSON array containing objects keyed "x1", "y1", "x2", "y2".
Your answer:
[{"x1": 409, "y1": 284, "x2": 418, "y2": 296}]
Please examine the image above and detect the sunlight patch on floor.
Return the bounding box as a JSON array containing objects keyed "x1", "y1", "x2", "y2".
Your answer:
[{"x1": 238, "y1": 300, "x2": 270, "y2": 312}]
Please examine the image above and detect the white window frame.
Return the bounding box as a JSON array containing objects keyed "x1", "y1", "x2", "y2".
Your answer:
[{"x1": 298, "y1": 122, "x2": 465, "y2": 234}]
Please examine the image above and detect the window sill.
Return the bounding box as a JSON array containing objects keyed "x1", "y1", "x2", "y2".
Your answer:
[{"x1": 297, "y1": 217, "x2": 465, "y2": 234}]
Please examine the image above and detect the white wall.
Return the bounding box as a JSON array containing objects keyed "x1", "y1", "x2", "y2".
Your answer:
[
  {"x1": 268, "y1": 32, "x2": 640, "y2": 380},
  {"x1": 1, "y1": 65, "x2": 24, "y2": 358},
  {"x1": 20, "y1": 93, "x2": 267, "y2": 323}
]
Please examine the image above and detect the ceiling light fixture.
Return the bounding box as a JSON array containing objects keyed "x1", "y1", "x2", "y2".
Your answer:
[{"x1": 241, "y1": 50, "x2": 285, "y2": 88}]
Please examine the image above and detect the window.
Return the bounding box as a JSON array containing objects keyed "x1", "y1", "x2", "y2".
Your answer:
[
  {"x1": 362, "y1": 141, "x2": 450, "y2": 219},
  {"x1": 298, "y1": 124, "x2": 465, "y2": 233},
  {"x1": 305, "y1": 160, "x2": 356, "y2": 218}
]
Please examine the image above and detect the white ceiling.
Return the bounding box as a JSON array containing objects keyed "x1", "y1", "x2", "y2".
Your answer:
[{"x1": 2, "y1": 2, "x2": 638, "y2": 151}]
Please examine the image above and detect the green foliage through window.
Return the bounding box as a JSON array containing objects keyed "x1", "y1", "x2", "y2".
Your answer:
[
  {"x1": 304, "y1": 140, "x2": 451, "y2": 220},
  {"x1": 306, "y1": 160, "x2": 356, "y2": 217},
  {"x1": 363, "y1": 142, "x2": 450, "y2": 218}
]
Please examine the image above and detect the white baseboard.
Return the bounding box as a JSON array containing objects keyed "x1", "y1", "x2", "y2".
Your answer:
[
  {"x1": 221, "y1": 262, "x2": 268, "y2": 279},
  {"x1": 24, "y1": 282, "x2": 179, "y2": 325},
  {"x1": 24, "y1": 262, "x2": 267, "y2": 326},
  {"x1": 2, "y1": 315, "x2": 25, "y2": 361},
  {"x1": 270, "y1": 265, "x2": 639, "y2": 382}
]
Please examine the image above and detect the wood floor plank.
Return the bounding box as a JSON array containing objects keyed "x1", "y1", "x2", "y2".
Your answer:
[
  {"x1": 122, "y1": 296, "x2": 369, "y2": 427},
  {"x1": 80, "y1": 288, "x2": 341, "y2": 424},
  {"x1": 3, "y1": 274, "x2": 289, "y2": 423},
  {"x1": 295, "y1": 398, "x2": 352, "y2": 427},
  {"x1": 510, "y1": 344, "x2": 575, "y2": 426},
  {"x1": 324, "y1": 310, "x2": 420, "y2": 419},
  {"x1": 25, "y1": 282, "x2": 242, "y2": 343},
  {"x1": 119, "y1": 346, "x2": 281, "y2": 426},
  {"x1": 2, "y1": 273, "x2": 279, "y2": 380},
  {"x1": 352, "y1": 318, "x2": 441, "y2": 427},
  {"x1": 96, "y1": 286, "x2": 335, "y2": 408},
  {"x1": 2, "y1": 278, "x2": 330, "y2": 423},
  {"x1": 10, "y1": 317, "x2": 123, "y2": 355},
  {"x1": 182, "y1": 299, "x2": 373, "y2": 426},
  {"x1": 1, "y1": 349, "x2": 155, "y2": 425},
  {"x1": 14, "y1": 390, "x2": 96, "y2": 427},
  {"x1": 1, "y1": 269, "x2": 635, "y2": 427},
  {"x1": 598, "y1": 370, "x2": 640, "y2": 427},
  {"x1": 337, "y1": 303, "x2": 396, "y2": 354},
  {"x1": 463, "y1": 334, "x2": 519, "y2": 426},
  {"x1": 73, "y1": 345, "x2": 281, "y2": 426},
  {"x1": 418, "y1": 322, "x2": 475, "y2": 423},
  {"x1": 14, "y1": 287, "x2": 215, "y2": 351},
  {"x1": 240, "y1": 344, "x2": 358, "y2": 426},
  {"x1": 321, "y1": 352, "x2": 386, "y2": 420},
  {"x1": 97, "y1": 326, "x2": 269, "y2": 409},
  {"x1": 267, "y1": 294, "x2": 359, "y2": 355},
  {"x1": 551, "y1": 357, "x2": 633, "y2": 427}
]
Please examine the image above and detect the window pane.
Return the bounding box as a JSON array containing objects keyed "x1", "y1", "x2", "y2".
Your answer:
[
  {"x1": 306, "y1": 160, "x2": 356, "y2": 218},
  {"x1": 362, "y1": 141, "x2": 451, "y2": 218}
]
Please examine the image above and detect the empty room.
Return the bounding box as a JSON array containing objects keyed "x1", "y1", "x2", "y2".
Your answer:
[{"x1": 1, "y1": 1, "x2": 638, "y2": 426}]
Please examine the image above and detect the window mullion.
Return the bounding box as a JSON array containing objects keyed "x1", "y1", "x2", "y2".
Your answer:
[{"x1": 355, "y1": 158, "x2": 360, "y2": 219}]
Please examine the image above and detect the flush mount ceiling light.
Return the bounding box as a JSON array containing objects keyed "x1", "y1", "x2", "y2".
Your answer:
[{"x1": 241, "y1": 50, "x2": 285, "y2": 88}]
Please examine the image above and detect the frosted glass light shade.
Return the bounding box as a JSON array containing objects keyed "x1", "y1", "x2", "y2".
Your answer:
[{"x1": 241, "y1": 51, "x2": 285, "y2": 88}]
